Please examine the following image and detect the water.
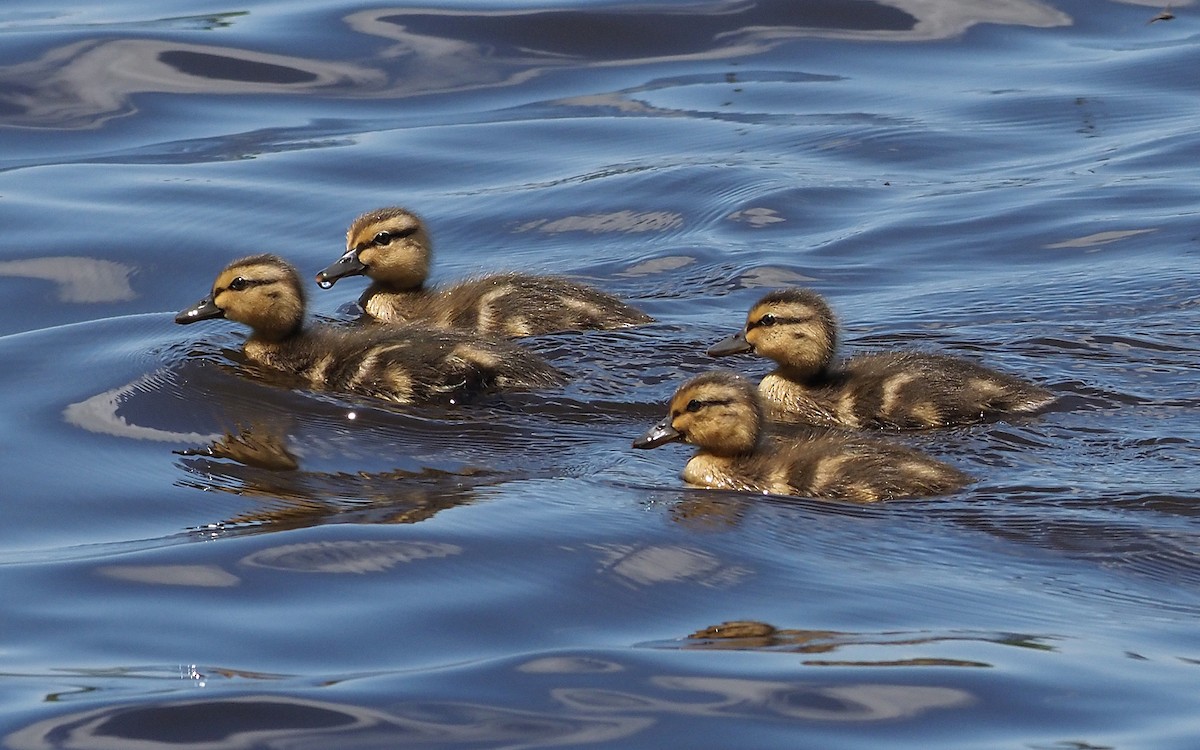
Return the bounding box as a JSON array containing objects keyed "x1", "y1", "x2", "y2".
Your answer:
[{"x1": 2, "y1": 0, "x2": 1199, "y2": 747}]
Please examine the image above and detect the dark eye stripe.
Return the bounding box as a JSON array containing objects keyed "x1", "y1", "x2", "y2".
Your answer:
[
  {"x1": 222, "y1": 277, "x2": 272, "y2": 294},
  {"x1": 366, "y1": 225, "x2": 418, "y2": 249},
  {"x1": 747, "y1": 315, "x2": 810, "y2": 330},
  {"x1": 677, "y1": 397, "x2": 734, "y2": 416}
]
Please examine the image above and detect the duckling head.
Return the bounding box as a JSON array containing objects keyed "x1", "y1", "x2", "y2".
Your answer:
[
  {"x1": 176, "y1": 254, "x2": 305, "y2": 341},
  {"x1": 315, "y1": 206, "x2": 431, "y2": 291},
  {"x1": 633, "y1": 371, "x2": 762, "y2": 456},
  {"x1": 707, "y1": 289, "x2": 837, "y2": 378}
]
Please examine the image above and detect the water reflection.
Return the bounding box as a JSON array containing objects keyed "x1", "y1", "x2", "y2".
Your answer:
[
  {"x1": 174, "y1": 419, "x2": 497, "y2": 532},
  {"x1": 551, "y1": 675, "x2": 971, "y2": 721},
  {"x1": 241, "y1": 539, "x2": 461, "y2": 574},
  {"x1": 64, "y1": 372, "x2": 218, "y2": 444},
  {"x1": 663, "y1": 619, "x2": 1055, "y2": 667},
  {"x1": 4, "y1": 695, "x2": 434, "y2": 750},
  {"x1": 348, "y1": 0, "x2": 1069, "y2": 63},
  {"x1": 0, "y1": 257, "x2": 135, "y2": 303},
  {"x1": 176, "y1": 450, "x2": 489, "y2": 532},
  {"x1": 0, "y1": 0, "x2": 1070, "y2": 128},
  {"x1": 95, "y1": 540, "x2": 462, "y2": 586},
  {"x1": 96, "y1": 564, "x2": 240, "y2": 587},
  {"x1": 1044, "y1": 228, "x2": 1158, "y2": 250},
  {"x1": 515, "y1": 210, "x2": 684, "y2": 234},
  {"x1": 64, "y1": 360, "x2": 582, "y2": 536},
  {"x1": 0, "y1": 39, "x2": 380, "y2": 128},
  {"x1": 4, "y1": 693, "x2": 652, "y2": 750},
  {"x1": 177, "y1": 424, "x2": 300, "y2": 471},
  {"x1": 591, "y1": 543, "x2": 752, "y2": 587},
  {"x1": 5, "y1": 651, "x2": 976, "y2": 749}
]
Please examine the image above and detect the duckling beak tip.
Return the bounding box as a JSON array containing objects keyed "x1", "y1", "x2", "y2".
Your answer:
[
  {"x1": 315, "y1": 251, "x2": 367, "y2": 287},
  {"x1": 174, "y1": 296, "x2": 224, "y2": 325},
  {"x1": 707, "y1": 331, "x2": 752, "y2": 357},
  {"x1": 632, "y1": 418, "x2": 681, "y2": 449}
]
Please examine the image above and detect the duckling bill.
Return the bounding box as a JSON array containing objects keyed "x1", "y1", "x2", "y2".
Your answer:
[
  {"x1": 634, "y1": 371, "x2": 969, "y2": 502},
  {"x1": 176, "y1": 253, "x2": 565, "y2": 405},
  {"x1": 708, "y1": 288, "x2": 1054, "y2": 430},
  {"x1": 315, "y1": 206, "x2": 654, "y2": 337},
  {"x1": 316, "y1": 249, "x2": 367, "y2": 287}
]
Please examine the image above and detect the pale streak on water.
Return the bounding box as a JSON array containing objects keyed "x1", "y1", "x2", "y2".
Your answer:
[{"x1": 1, "y1": 0, "x2": 1199, "y2": 747}]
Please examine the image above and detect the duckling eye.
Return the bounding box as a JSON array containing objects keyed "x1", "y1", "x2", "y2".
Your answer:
[
  {"x1": 373, "y1": 225, "x2": 418, "y2": 245},
  {"x1": 685, "y1": 399, "x2": 703, "y2": 413},
  {"x1": 228, "y1": 277, "x2": 249, "y2": 292},
  {"x1": 757, "y1": 313, "x2": 777, "y2": 327}
]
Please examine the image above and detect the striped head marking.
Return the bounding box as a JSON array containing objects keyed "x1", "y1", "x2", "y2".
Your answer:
[
  {"x1": 742, "y1": 289, "x2": 837, "y2": 378},
  {"x1": 342, "y1": 206, "x2": 431, "y2": 290},
  {"x1": 635, "y1": 371, "x2": 761, "y2": 455},
  {"x1": 209, "y1": 254, "x2": 305, "y2": 340}
]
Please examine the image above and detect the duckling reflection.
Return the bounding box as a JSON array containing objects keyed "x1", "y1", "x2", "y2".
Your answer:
[
  {"x1": 176, "y1": 253, "x2": 565, "y2": 404},
  {"x1": 176, "y1": 423, "x2": 299, "y2": 471},
  {"x1": 709, "y1": 289, "x2": 1054, "y2": 429},
  {"x1": 177, "y1": 441, "x2": 491, "y2": 532},
  {"x1": 668, "y1": 493, "x2": 751, "y2": 529},
  {"x1": 633, "y1": 371, "x2": 969, "y2": 502},
  {"x1": 315, "y1": 206, "x2": 653, "y2": 336},
  {"x1": 676, "y1": 619, "x2": 1049, "y2": 666}
]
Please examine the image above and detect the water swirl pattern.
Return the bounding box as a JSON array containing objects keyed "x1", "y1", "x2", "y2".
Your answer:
[{"x1": 1, "y1": 0, "x2": 1198, "y2": 747}]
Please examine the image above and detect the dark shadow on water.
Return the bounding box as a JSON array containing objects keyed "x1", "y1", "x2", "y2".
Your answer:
[
  {"x1": 375, "y1": 0, "x2": 917, "y2": 62},
  {"x1": 2, "y1": 647, "x2": 984, "y2": 749},
  {"x1": 0, "y1": 0, "x2": 1070, "y2": 128},
  {"x1": 158, "y1": 51, "x2": 320, "y2": 85}
]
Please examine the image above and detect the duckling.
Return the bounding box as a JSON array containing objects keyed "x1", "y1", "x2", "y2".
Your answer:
[
  {"x1": 314, "y1": 206, "x2": 654, "y2": 336},
  {"x1": 633, "y1": 371, "x2": 969, "y2": 502},
  {"x1": 175, "y1": 254, "x2": 565, "y2": 404},
  {"x1": 707, "y1": 289, "x2": 1055, "y2": 430}
]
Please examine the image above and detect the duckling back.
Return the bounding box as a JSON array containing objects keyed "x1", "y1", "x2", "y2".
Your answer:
[
  {"x1": 761, "y1": 351, "x2": 1055, "y2": 430},
  {"x1": 713, "y1": 427, "x2": 970, "y2": 502},
  {"x1": 363, "y1": 272, "x2": 653, "y2": 337},
  {"x1": 253, "y1": 325, "x2": 566, "y2": 405}
]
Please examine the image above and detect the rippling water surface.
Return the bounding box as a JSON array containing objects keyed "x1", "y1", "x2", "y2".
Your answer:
[{"x1": 2, "y1": 0, "x2": 1199, "y2": 747}]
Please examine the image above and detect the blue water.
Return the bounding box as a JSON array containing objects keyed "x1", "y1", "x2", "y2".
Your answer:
[{"x1": 3, "y1": 1, "x2": 1199, "y2": 747}]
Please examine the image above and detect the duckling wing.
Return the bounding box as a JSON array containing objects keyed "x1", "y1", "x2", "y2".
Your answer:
[
  {"x1": 744, "y1": 430, "x2": 968, "y2": 502},
  {"x1": 836, "y1": 352, "x2": 1053, "y2": 429},
  {"x1": 428, "y1": 329, "x2": 568, "y2": 392},
  {"x1": 431, "y1": 273, "x2": 652, "y2": 337},
  {"x1": 314, "y1": 326, "x2": 565, "y2": 403}
]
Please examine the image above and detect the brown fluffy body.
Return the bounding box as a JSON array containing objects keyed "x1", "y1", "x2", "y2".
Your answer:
[
  {"x1": 712, "y1": 289, "x2": 1055, "y2": 430},
  {"x1": 335, "y1": 207, "x2": 653, "y2": 336},
  {"x1": 636, "y1": 371, "x2": 970, "y2": 502},
  {"x1": 178, "y1": 254, "x2": 565, "y2": 404}
]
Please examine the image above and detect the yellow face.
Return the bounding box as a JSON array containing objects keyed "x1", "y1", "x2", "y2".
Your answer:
[
  {"x1": 741, "y1": 294, "x2": 836, "y2": 376},
  {"x1": 344, "y1": 207, "x2": 430, "y2": 289},
  {"x1": 634, "y1": 372, "x2": 761, "y2": 456},
  {"x1": 208, "y1": 256, "x2": 304, "y2": 340}
]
